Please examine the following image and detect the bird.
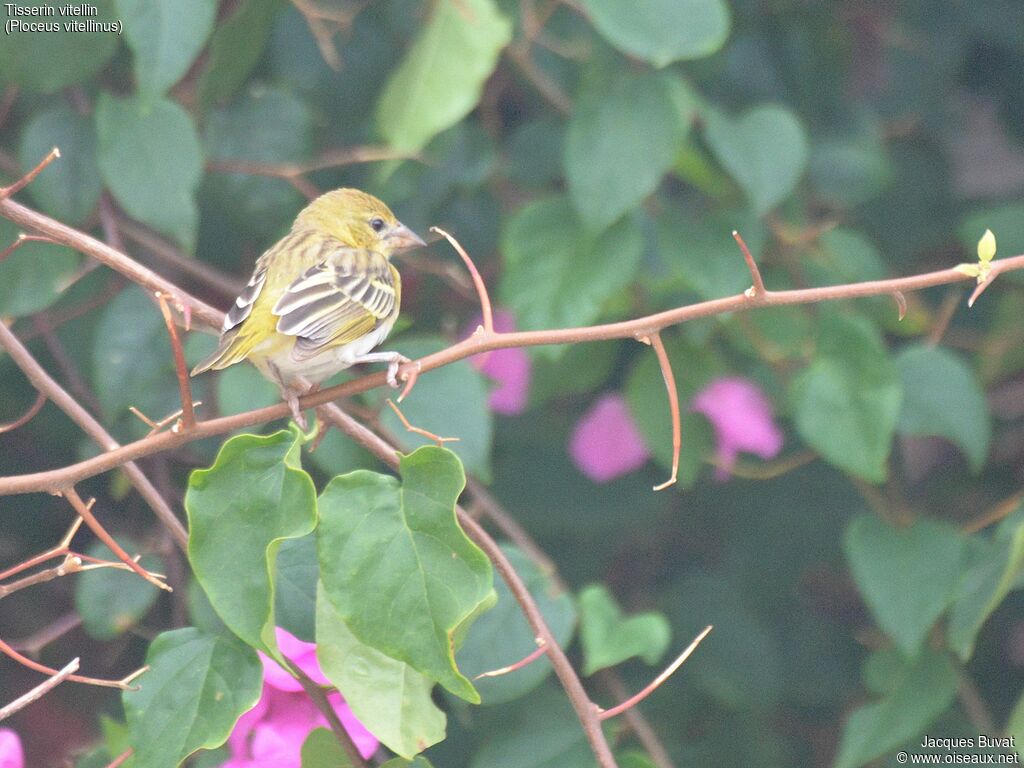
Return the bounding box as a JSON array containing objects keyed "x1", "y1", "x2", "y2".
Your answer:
[{"x1": 191, "y1": 188, "x2": 425, "y2": 426}]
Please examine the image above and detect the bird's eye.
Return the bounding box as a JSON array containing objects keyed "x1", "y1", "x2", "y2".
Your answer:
[{"x1": 370, "y1": 217, "x2": 386, "y2": 233}]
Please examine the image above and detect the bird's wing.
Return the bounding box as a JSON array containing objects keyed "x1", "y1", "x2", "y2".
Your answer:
[
  {"x1": 272, "y1": 250, "x2": 397, "y2": 361},
  {"x1": 223, "y1": 257, "x2": 270, "y2": 332}
]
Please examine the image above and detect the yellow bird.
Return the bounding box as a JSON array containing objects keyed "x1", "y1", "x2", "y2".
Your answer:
[{"x1": 191, "y1": 188, "x2": 425, "y2": 423}]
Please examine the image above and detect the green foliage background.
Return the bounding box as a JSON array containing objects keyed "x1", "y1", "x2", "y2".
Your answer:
[{"x1": 2, "y1": 0, "x2": 1024, "y2": 766}]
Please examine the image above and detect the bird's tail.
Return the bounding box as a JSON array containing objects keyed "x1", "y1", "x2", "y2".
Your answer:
[{"x1": 190, "y1": 328, "x2": 255, "y2": 376}]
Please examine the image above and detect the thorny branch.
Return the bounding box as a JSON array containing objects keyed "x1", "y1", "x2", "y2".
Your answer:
[
  {"x1": 2, "y1": 155, "x2": 1022, "y2": 766},
  {"x1": 0, "y1": 656, "x2": 79, "y2": 722}
]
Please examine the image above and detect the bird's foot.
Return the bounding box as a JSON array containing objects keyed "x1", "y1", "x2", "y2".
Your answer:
[{"x1": 386, "y1": 354, "x2": 412, "y2": 388}]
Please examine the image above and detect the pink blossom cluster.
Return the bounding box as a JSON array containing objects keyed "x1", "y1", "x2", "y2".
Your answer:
[
  {"x1": 224, "y1": 628, "x2": 377, "y2": 767},
  {"x1": 568, "y1": 377, "x2": 784, "y2": 483}
]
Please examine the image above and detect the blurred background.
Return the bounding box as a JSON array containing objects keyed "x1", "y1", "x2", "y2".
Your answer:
[{"x1": 2, "y1": 0, "x2": 1024, "y2": 765}]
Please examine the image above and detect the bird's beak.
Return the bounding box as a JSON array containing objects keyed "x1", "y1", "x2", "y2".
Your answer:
[{"x1": 388, "y1": 222, "x2": 427, "y2": 251}]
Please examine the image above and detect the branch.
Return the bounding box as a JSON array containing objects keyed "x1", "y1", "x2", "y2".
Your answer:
[
  {"x1": 597, "y1": 625, "x2": 712, "y2": 721},
  {"x1": 732, "y1": 230, "x2": 766, "y2": 297},
  {"x1": 0, "y1": 147, "x2": 59, "y2": 199},
  {"x1": 155, "y1": 292, "x2": 197, "y2": 429},
  {"x1": 431, "y1": 225, "x2": 494, "y2": 333},
  {"x1": 62, "y1": 488, "x2": 170, "y2": 592},
  {"x1": 0, "y1": 636, "x2": 147, "y2": 690},
  {"x1": 0, "y1": 321, "x2": 188, "y2": 550},
  {"x1": 0, "y1": 391, "x2": 45, "y2": 434},
  {"x1": 0, "y1": 197, "x2": 222, "y2": 331},
  {"x1": 642, "y1": 332, "x2": 680, "y2": 491},
  {"x1": 0, "y1": 656, "x2": 79, "y2": 722}
]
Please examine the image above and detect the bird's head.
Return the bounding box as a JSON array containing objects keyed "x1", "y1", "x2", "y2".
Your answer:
[{"x1": 295, "y1": 188, "x2": 426, "y2": 256}]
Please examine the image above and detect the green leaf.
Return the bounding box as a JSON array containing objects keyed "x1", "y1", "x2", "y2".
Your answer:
[
  {"x1": 95, "y1": 94, "x2": 203, "y2": 249},
  {"x1": 565, "y1": 72, "x2": 688, "y2": 231},
  {"x1": 376, "y1": 0, "x2": 512, "y2": 152},
  {"x1": 186, "y1": 428, "x2": 317, "y2": 661},
  {"x1": 578, "y1": 584, "x2": 670, "y2": 675},
  {"x1": 317, "y1": 446, "x2": 494, "y2": 702},
  {"x1": 0, "y1": 0, "x2": 119, "y2": 92},
  {"x1": 91, "y1": 285, "x2": 179, "y2": 427},
  {"x1": 74, "y1": 540, "x2": 162, "y2": 641},
  {"x1": 790, "y1": 313, "x2": 902, "y2": 482},
  {"x1": 844, "y1": 515, "x2": 966, "y2": 657},
  {"x1": 275, "y1": 533, "x2": 318, "y2": 642},
  {"x1": 578, "y1": 0, "x2": 730, "y2": 66},
  {"x1": 18, "y1": 105, "x2": 102, "y2": 224},
  {"x1": 947, "y1": 511, "x2": 1024, "y2": 660},
  {"x1": 316, "y1": 581, "x2": 446, "y2": 758},
  {"x1": 457, "y1": 545, "x2": 577, "y2": 705},
  {"x1": 809, "y1": 132, "x2": 893, "y2": 208},
  {"x1": 834, "y1": 648, "x2": 957, "y2": 768},
  {"x1": 499, "y1": 196, "x2": 643, "y2": 337},
  {"x1": 377, "y1": 335, "x2": 493, "y2": 482},
  {"x1": 704, "y1": 105, "x2": 809, "y2": 216},
  {"x1": 117, "y1": 0, "x2": 217, "y2": 97},
  {"x1": 300, "y1": 727, "x2": 354, "y2": 768},
  {"x1": 198, "y1": 0, "x2": 282, "y2": 107},
  {"x1": 204, "y1": 86, "x2": 314, "y2": 240},
  {"x1": 896, "y1": 345, "x2": 991, "y2": 473},
  {"x1": 617, "y1": 753, "x2": 657, "y2": 768},
  {"x1": 123, "y1": 628, "x2": 262, "y2": 768},
  {"x1": 0, "y1": 219, "x2": 78, "y2": 318}
]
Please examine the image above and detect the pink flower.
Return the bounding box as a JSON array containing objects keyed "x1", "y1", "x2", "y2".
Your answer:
[
  {"x1": 691, "y1": 377, "x2": 783, "y2": 480},
  {"x1": 0, "y1": 729, "x2": 23, "y2": 768},
  {"x1": 258, "y1": 628, "x2": 330, "y2": 692},
  {"x1": 569, "y1": 394, "x2": 651, "y2": 483},
  {"x1": 468, "y1": 310, "x2": 531, "y2": 415},
  {"x1": 227, "y1": 628, "x2": 378, "y2": 766}
]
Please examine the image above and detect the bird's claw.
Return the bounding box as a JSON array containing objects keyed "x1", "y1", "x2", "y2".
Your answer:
[{"x1": 386, "y1": 355, "x2": 412, "y2": 389}]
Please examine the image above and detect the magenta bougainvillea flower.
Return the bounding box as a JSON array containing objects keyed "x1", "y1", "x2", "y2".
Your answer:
[
  {"x1": 691, "y1": 377, "x2": 783, "y2": 480},
  {"x1": 224, "y1": 628, "x2": 377, "y2": 767},
  {"x1": 468, "y1": 309, "x2": 531, "y2": 415},
  {"x1": 0, "y1": 729, "x2": 23, "y2": 768},
  {"x1": 569, "y1": 393, "x2": 651, "y2": 483}
]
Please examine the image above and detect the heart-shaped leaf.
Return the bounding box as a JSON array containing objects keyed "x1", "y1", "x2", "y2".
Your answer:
[
  {"x1": 316, "y1": 582, "x2": 446, "y2": 758},
  {"x1": 844, "y1": 515, "x2": 965, "y2": 657},
  {"x1": 123, "y1": 628, "x2": 262, "y2": 768},
  {"x1": 704, "y1": 105, "x2": 809, "y2": 215},
  {"x1": 317, "y1": 446, "x2": 495, "y2": 702},
  {"x1": 578, "y1": 584, "x2": 670, "y2": 675},
  {"x1": 834, "y1": 648, "x2": 957, "y2": 768},
  {"x1": 186, "y1": 427, "x2": 317, "y2": 663}
]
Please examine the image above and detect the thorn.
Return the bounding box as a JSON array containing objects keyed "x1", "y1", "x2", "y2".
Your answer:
[
  {"x1": 893, "y1": 291, "x2": 907, "y2": 321},
  {"x1": 475, "y1": 642, "x2": 546, "y2": 679}
]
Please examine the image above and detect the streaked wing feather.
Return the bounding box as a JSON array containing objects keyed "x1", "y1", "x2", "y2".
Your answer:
[
  {"x1": 223, "y1": 261, "x2": 268, "y2": 332},
  {"x1": 272, "y1": 252, "x2": 396, "y2": 360}
]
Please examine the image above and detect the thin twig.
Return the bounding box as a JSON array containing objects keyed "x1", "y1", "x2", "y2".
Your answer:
[
  {"x1": 598, "y1": 670, "x2": 676, "y2": 768},
  {"x1": 288, "y1": 659, "x2": 368, "y2": 768},
  {"x1": 961, "y1": 489, "x2": 1024, "y2": 534},
  {"x1": 0, "y1": 391, "x2": 45, "y2": 434},
  {"x1": 893, "y1": 291, "x2": 908, "y2": 321},
  {"x1": 598, "y1": 625, "x2": 712, "y2": 721},
  {"x1": 105, "y1": 749, "x2": 134, "y2": 768},
  {"x1": 0, "y1": 233, "x2": 62, "y2": 262},
  {"x1": 0, "y1": 517, "x2": 83, "y2": 582},
  {"x1": 0, "y1": 636, "x2": 147, "y2": 690},
  {"x1": 0, "y1": 147, "x2": 59, "y2": 199},
  {"x1": 643, "y1": 332, "x2": 680, "y2": 491},
  {"x1": 431, "y1": 225, "x2": 494, "y2": 334},
  {"x1": 385, "y1": 399, "x2": 459, "y2": 445},
  {"x1": 0, "y1": 321, "x2": 188, "y2": 550},
  {"x1": 206, "y1": 145, "x2": 419, "y2": 180},
  {"x1": 475, "y1": 642, "x2": 546, "y2": 679},
  {"x1": 0, "y1": 656, "x2": 79, "y2": 722},
  {"x1": 733, "y1": 230, "x2": 766, "y2": 297},
  {"x1": 155, "y1": 292, "x2": 197, "y2": 429},
  {"x1": 62, "y1": 488, "x2": 170, "y2": 592},
  {"x1": 969, "y1": 268, "x2": 1000, "y2": 307}
]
